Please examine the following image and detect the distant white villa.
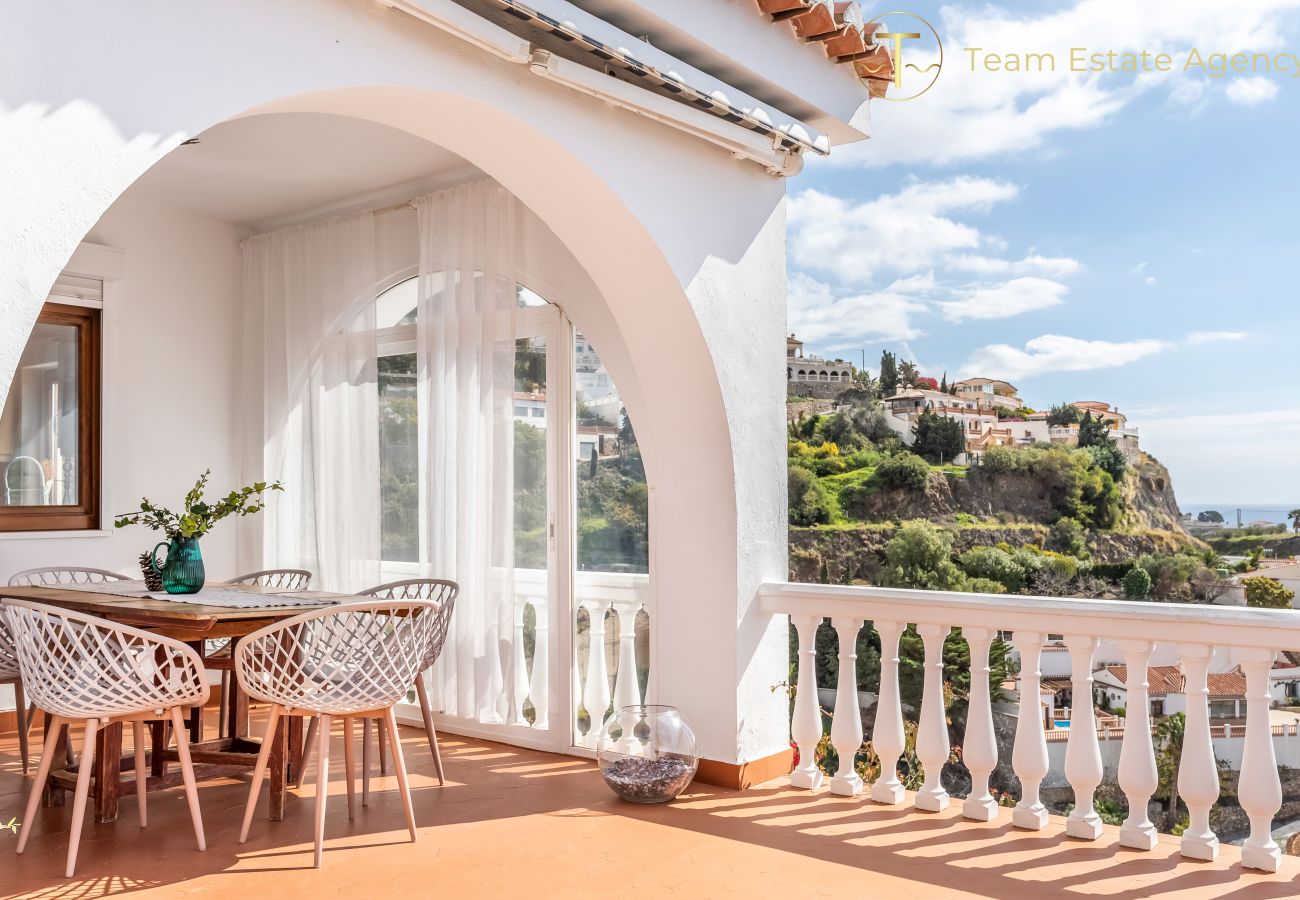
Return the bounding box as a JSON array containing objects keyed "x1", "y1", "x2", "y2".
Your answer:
[{"x1": 786, "y1": 335, "x2": 855, "y2": 391}]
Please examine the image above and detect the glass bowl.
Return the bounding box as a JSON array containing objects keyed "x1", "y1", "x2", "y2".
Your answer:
[{"x1": 597, "y1": 704, "x2": 698, "y2": 803}]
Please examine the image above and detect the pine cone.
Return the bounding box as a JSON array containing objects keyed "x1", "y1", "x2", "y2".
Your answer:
[{"x1": 139, "y1": 552, "x2": 163, "y2": 591}]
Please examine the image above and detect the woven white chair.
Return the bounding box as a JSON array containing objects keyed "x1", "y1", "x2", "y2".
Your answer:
[
  {"x1": 228, "y1": 568, "x2": 313, "y2": 591},
  {"x1": 9, "y1": 567, "x2": 130, "y2": 587},
  {"x1": 211, "y1": 569, "x2": 314, "y2": 735},
  {"x1": 6, "y1": 568, "x2": 130, "y2": 773},
  {"x1": 297, "y1": 579, "x2": 458, "y2": 800},
  {"x1": 235, "y1": 599, "x2": 439, "y2": 868},
  {"x1": 2, "y1": 599, "x2": 210, "y2": 878},
  {"x1": 0, "y1": 619, "x2": 30, "y2": 774}
]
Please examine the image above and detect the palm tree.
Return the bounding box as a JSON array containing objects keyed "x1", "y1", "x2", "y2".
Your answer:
[
  {"x1": 1154, "y1": 713, "x2": 1186, "y2": 828},
  {"x1": 1289, "y1": 508, "x2": 1300, "y2": 532}
]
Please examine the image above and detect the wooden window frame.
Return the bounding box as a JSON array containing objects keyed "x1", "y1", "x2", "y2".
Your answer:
[{"x1": 0, "y1": 301, "x2": 102, "y2": 532}]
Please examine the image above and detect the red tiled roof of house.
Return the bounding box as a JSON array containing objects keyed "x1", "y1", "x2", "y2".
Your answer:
[
  {"x1": 755, "y1": 1, "x2": 893, "y2": 98},
  {"x1": 1103, "y1": 664, "x2": 1247, "y2": 699}
]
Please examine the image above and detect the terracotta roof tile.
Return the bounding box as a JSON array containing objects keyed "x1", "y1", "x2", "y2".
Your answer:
[
  {"x1": 1103, "y1": 664, "x2": 1247, "y2": 699},
  {"x1": 755, "y1": 0, "x2": 891, "y2": 98}
]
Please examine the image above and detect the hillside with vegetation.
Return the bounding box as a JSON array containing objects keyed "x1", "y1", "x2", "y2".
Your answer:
[{"x1": 787, "y1": 355, "x2": 1218, "y2": 603}]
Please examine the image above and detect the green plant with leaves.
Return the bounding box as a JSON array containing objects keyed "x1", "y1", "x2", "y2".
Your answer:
[
  {"x1": 1122, "y1": 566, "x2": 1152, "y2": 600},
  {"x1": 1155, "y1": 712, "x2": 1186, "y2": 826},
  {"x1": 912, "y1": 408, "x2": 966, "y2": 464},
  {"x1": 1290, "y1": 508, "x2": 1300, "y2": 532},
  {"x1": 114, "y1": 470, "x2": 283, "y2": 539},
  {"x1": 878, "y1": 520, "x2": 967, "y2": 591},
  {"x1": 1243, "y1": 576, "x2": 1295, "y2": 609},
  {"x1": 871, "y1": 452, "x2": 932, "y2": 492}
]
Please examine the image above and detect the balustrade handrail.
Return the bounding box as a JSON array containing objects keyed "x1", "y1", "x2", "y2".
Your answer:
[{"x1": 759, "y1": 581, "x2": 1300, "y2": 652}]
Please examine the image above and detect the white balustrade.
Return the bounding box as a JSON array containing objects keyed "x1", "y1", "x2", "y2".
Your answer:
[
  {"x1": 1178, "y1": 643, "x2": 1219, "y2": 861},
  {"x1": 829, "y1": 617, "x2": 864, "y2": 796},
  {"x1": 1064, "y1": 635, "x2": 1103, "y2": 839},
  {"x1": 531, "y1": 599, "x2": 549, "y2": 727},
  {"x1": 915, "y1": 623, "x2": 951, "y2": 811},
  {"x1": 1117, "y1": 640, "x2": 1158, "y2": 850},
  {"x1": 870, "y1": 620, "x2": 905, "y2": 804},
  {"x1": 568, "y1": 571, "x2": 651, "y2": 748},
  {"x1": 580, "y1": 600, "x2": 612, "y2": 748},
  {"x1": 511, "y1": 598, "x2": 531, "y2": 726},
  {"x1": 961, "y1": 626, "x2": 998, "y2": 821},
  {"x1": 1239, "y1": 649, "x2": 1282, "y2": 872},
  {"x1": 749, "y1": 582, "x2": 1300, "y2": 881},
  {"x1": 1011, "y1": 630, "x2": 1049, "y2": 830},
  {"x1": 612, "y1": 603, "x2": 643, "y2": 713},
  {"x1": 790, "y1": 614, "x2": 824, "y2": 790}
]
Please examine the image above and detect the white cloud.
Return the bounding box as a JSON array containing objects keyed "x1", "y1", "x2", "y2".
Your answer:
[
  {"x1": 788, "y1": 177, "x2": 1019, "y2": 285},
  {"x1": 787, "y1": 272, "x2": 930, "y2": 350},
  {"x1": 947, "y1": 253, "x2": 1082, "y2": 277},
  {"x1": 1145, "y1": 276, "x2": 1157, "y2": 285},
  {"x1": 960, "y1": 334, "x2": 1171, "y2": 380},
  {"x1": 1226, "y1": 77, "x2": 1281, "y2": 105},
  {"x1": 826, "y1": 0, "x2": 1300, "y2": 168},
  {"x1": 1186, "y1": 330, "x2": 1248, "y2": 345},
  {"x1": 939, "y1": 276, "x2": 1070, "y2": 322}
]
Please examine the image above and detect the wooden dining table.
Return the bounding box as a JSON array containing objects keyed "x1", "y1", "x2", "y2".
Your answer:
[{"x1": 0, "y1": 582, "x2": 354, "y2": 825}]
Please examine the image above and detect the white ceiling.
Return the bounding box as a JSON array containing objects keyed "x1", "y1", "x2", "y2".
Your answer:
[{"x1": 124, "y1": 113, "x2": 477, "y2": 226}]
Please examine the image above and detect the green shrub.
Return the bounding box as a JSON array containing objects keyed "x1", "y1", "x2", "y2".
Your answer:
[
  {"x1": 965, "y1": 577, "x2": 1007, "y2": 594},
  {"x1": 1136, "y1": 553, "x2": 1199, "y2": 599},
  {"x1": 957, "y1": 546, "x2": 1028, "y2": 593},
  {"x1": 871, "y1": 452, "x2": 931, "y2": 492},
  {"x1": 877, "y1": 521, "x2": 967, "y2": 591},
  {"x1": 788, "y1": 464, "x2": 835, "y2": 526},
  {"x1": 1243, "y1": 576, "x2": 1295, "y2": 609},
  {"x1": 1047, "y1": 517, "x2": 1088, "y2": 557},
  {"x1": 1123, "y1": 567, "x2": 1152, "y2": 599}
]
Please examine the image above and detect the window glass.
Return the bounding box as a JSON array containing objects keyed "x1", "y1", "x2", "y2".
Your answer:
[
  {"x1": 0, "y1": 321, "x2": 81, "y2": 507},
  {"x1": 378, "y1": 352, "x2": 418, "y2": 562},
  {"x1": 514, "y1": 334, "x2": 548, "y2": 569}
]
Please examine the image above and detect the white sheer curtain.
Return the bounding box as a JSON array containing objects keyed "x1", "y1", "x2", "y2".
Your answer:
[
  {"x1": 416, "y1": 180, "x2": 521, "y2": 724},
  {"x1": 240, "y1": 212, "x2": 381, "y2": 593}
]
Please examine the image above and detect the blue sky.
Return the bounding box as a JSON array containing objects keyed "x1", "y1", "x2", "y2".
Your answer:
[{"x1": 789, "y1": 0, "x2": 1300, "y2": 505}]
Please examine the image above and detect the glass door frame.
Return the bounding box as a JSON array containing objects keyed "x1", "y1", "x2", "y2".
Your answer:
[{"x1": 387, "y1": 297, "x2": 578, "y2": 756}]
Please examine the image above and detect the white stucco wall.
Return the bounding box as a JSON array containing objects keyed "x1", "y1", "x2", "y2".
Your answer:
[{"x1": 0, "y1": 0, "x2": 793, "y2": 764}]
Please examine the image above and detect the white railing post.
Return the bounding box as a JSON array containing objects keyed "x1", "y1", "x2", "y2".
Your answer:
[
  {"x1": 1177, "y1": 643, "x2": 1219, "y2": 860},
  {"x1": 511, "y1": 598, "x2": 530, "y2": 726},
  {"x1": 829, "y1": 617, "x2": 865, "y2": 797},
  {"x1": 1011, "y1": 631, "x2": 1049, "y2": 830},
  {"x1": 962, "y1": 626, "x2": 998, "y2": 821},
  {"x1": 531, "y1": 599, "x2": 549, "y2": 728},
  {"x1": 1239, "y1": 648, "x2": 1282, "y2": 872},
  {"x1": 870, "y1": 620, "x2": 906, "y2": 804},
  {"x1": 1064, "y1": 635, "x2": 1103, "y2": 839},
  {"x1": 1117, "y1": 639, "x2": 1158, "y2": 850},
  {"x1": 915, "y1": 623, "x2": 951, "y2": 811},
  {"x1": 612, "y1": 602, "x2": 642, "y2": 712},
  {"x1": 581, "y1": 601, "x2": 612, "y2": 748},
  {"x1": 790, "y1": 615, "x2": 825, "y2": 790}
]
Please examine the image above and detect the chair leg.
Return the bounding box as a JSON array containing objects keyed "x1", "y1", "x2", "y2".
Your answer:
[
  {"x1": 169, "y1": 707, "x2": 206, "y2": 852},
  {"x1": 414, "y1": 678, "x2": 445, "y2": 785},
  {"x1": 313, "y1": 714, "x2": 332, "y2": 869},
  {"x1": 133, "y1": 721, "x2": 148, "y2": 828},
  {"x1": 342, "y1": 716, "x2": 356, "y2": 821},
  {"x1": 239, "y1": 703, "x2": 282, "y2": 843},
  {"x1": 296, "y1": 715, "x2": 319, "y2": 789},
  {"x1": 219, "y1": 672, "x2": 230, "y2": 736},
  {"x1": 377, "y1": 713, "x2": 387, "y2": 774},
  {"x1": 361, "y1": 718, "x2": 371, "y2": 807},
  {"x1": 64, "y1": 722, "x2": 75, "y2": 768},
  {"x1": 383, "y1": 707, "x2": 417, "y2": 842},
  {"x1": 13, "y1": 681, "x2": 29, "y2": 774},
  {"x1": 17, "y1": 714, "x2": 63, "y2": 855},
  {"x1": 65, "y1": 718, "x2": 98, "y2": 878}
]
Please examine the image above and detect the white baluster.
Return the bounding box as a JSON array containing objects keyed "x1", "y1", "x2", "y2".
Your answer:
[
  {"x1": 1117, "y1": 640, "x2": 1158, "y2": 850},
  {"x1": 531, "y1": 599, "x2": 549, "y2": 728},
  {"x1": 830, "y1": 617, "x2": 865, "y2": 797},
  {"x1": 962, "y1": 626, "x2": 998, "y2": 821},
  {"x1": 1239, "y1": 648, "x2": 1282, "y2": 872},
  {"x1": 1177, "y1": 643, "x2": 1219, "y2": 860},
  {"x1": 1011, "y1": 631, "x2": 1049, "y2": 830},
  {"x1": 1064, "y1": 635, "x2": 1103, "y2": 839},
  {"x1": 582, "y1": 602, "x2": 612, "y2": 747},
  {"x1": 870, "y1": 620, "x2": 905, "y2": 804},
  {"x1": 511, "y1": 598, "x2": 530, "y2": 726},
  {"x1": 915, "y1": 623, "x2": 951, "y2": 811},
  {"x1": 613, "y1": 603, "x2": 642, "y2": 712},
  {"x1": 790, "y1": 614, "x2": 824, "y2": 790}
]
